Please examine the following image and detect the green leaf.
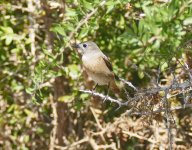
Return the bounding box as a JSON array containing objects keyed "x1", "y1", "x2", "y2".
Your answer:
[
  {"x1": 183, "y1": 17, "x2": 192, "y2": 25},
  {"x1": 79, "y1": 27, "x2": 89, "y2": 38},
  {"x1": 0, "y1": 26, "x2": 13, "y2": 33},
  {"x1": 58, "y1": 95, "x2": 73, "y2": 102},
  {"x1": 51, "y1": 25, "x2": 66, "y2": 36},
  {"x1": 138, "y1": 71, "x2": 144, "y2": 79},
  {"x1": 161, "y1": 62, "x2": 168, "y2": 71},
  {"x1": 80, "y1": 93, "x2": 89, "y2": 100},
  {"x1": 24, "y1": 109, "x2": 36, "y2": 118},
  {"x1": 82, "y1": 0, "x2": 94, "y2": 11},
  {"x1": 106, "y1": 0, "x2": 117, "y2": 14},
  {"x1": 42, "y1": 48, "x2": 54, "y2": 59},
  {"x1": 68, "y1": 64, "x2": 79, "y2": 79},
  {"x1": 66, "y1": 8, "x2": 77, "y2": 17},
  {"x1": 36, "y1": 127, "x2": 44, "y2": 134},
  {"x1": 26, "y1": 87, "x2": 34, "y2": 94},
  {"x1": 24, "y1": 135, "x2": 30, "y2": 143},
  {"x1": 5, "y1": 35, "x2": 13, "y2": 45}
]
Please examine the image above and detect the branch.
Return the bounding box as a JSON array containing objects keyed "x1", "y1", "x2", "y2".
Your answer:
[
  {"x1": 141, "y1": 81, "x2": 191, "y2": 95},
  {"x1": 49, "y1": 95, "x2": 58, "y2": 150},
  {"x1": 80, "y1": 80, "x2": 192, "y2": 105},
  {"x1": 0, "y1": 4, "x2": 31, "y2": 12},
  {"x1": 28, "y1": 0, "x2": 36, "y2": 59},
  {"x1": 162, "y1": 89, "x2": 173, "y2": 150},
  {"x1": 79, "y1": 90, "x2": 128, "y2": 107},
  {"x1": 89, "y1": 138, "x2": 116, "y2": 150},
  {"x1": 54, "y1": 137, "x2": 89, "y2": 150},
  {"x1": 119, "y1": 78, "x2": 138, "y2": 91},
  {"x1": 58, "y1": 0, "x2": 107, "y2": 56},
  {"x1": 131, "y1": 103, "x2": 192, "y2": 116},
  {"x1": 122, "y1": 130, "x2": 157, "y2": 144},
  {"x1": 68, "y1": 0, "x2": 107, "y2": 42}
]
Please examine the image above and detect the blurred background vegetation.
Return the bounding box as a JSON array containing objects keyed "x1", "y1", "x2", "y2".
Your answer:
[{"x1": 0, "y1": 0, "x2": 192, "y2": 149}]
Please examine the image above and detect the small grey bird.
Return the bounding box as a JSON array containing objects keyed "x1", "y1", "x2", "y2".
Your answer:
[{"x1": 73, "y1": 41, "x2": 120, "y2": 94}]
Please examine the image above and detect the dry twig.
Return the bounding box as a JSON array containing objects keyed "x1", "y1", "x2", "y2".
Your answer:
[{"x1": 49, "y1": 95, "x2": 58, "y2": 150}]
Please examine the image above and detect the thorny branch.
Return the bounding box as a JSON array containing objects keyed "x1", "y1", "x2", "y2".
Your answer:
[
  {"x1": 131, "y1": 103, "x2": 192, "y2": 116},
  {"x1": 53, "y1": 106, "x2": 159, "y2": 150},
  {"x1": 80, "y1": 80, "x2": 192, "y2": 108},
  {"x1": 54, "y1": 137, "x2": 89, "y2": 150},
  {"x1": 79, "y1": 62, "x2": 192, "y2": 150},
  {"x1": 163, "y1": 89, "x2": 173, "y2": 150}
]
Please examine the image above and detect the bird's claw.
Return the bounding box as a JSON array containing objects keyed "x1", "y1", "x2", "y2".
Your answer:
[{"x1": 103, "y1": 95, "x2": 108, "y2": 103}]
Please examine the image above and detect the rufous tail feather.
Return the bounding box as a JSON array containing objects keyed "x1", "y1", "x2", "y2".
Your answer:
[{"x1": 110, "y1": 81, "x2": 120, "y2": 94}]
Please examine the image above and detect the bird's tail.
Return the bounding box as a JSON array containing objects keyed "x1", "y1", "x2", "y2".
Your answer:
[
  {"x1": 114, "y1": 74, "x2": 120, "y2": 81},
  {"x1": 110, "y1": 80, "x2": 120, "y2": 94}
]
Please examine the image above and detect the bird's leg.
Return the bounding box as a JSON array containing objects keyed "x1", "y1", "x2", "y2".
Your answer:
[
  {"x1": 91, "y1": 83, "x2": 98, "y2": 96},
  {"x1": 103, "y1": 83, "x2": 110, "y2": 102}
]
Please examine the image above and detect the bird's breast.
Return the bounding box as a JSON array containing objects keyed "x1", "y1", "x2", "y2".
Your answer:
[
  {"x1": 82, "y1": 53, "x2": 114, "y2": 85},
  {"x1": 82, "y1": 54, "x2": 111, "y2": 74}
]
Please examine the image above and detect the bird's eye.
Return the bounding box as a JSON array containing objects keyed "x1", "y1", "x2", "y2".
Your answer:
[{"x1": 83, "y1": 44, "x2": 87, "y2": 48}]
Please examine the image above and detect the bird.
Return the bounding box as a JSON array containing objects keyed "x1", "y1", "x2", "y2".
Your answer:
[{"x1": 73, "y1": 41, "x2": 120, "y2": 94}]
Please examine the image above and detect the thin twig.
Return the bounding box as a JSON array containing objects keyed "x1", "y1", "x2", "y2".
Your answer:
[
  {"x1": 89, "y1": 138, "x2": 117, "y2": 150},
  {"x1": 131, "y1": 103, "x2": 192, "y2": 116},
  {"x1": 28, "y1": 0, "x2": 36, "y2": 59},
  {"x1": 0, "y1": 4, "x2": 31, "y2": 12},
  {"x1": 90, "y1": 107, "x2": 103, "y2": 130},
  {"x1": 54, "y1": 137, "x2": 89, "y2": 150},
  {"x1": 57, "y1": 0, "x2": 107, "y2": 56},
  {"x1": 90, "y1": 107, "x2": 106, "y2": 142},
  {"x1": 49, "y1": 95, "x2": 58, "y2": 150},
  {"x1": 68, "y1": 0, "x2": 106, "y2": 42},
  {"x1": 122, "y1": 130, "x2": 157, "y2": 144},
  {"x1": 163, "y1": 89, "x2": 173, "y2": 150},
  {"x1": 119, "y1": 78, "x2": 138, "y2": 91}
]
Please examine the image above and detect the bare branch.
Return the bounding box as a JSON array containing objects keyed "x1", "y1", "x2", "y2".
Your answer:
[
  {"x1": 119, "y1": 78, "x2": 138, "y2": 91},
  {"x1": 80, "y1": 80, "x2": 192, "y2": 105},
  {"x1": 27, "y1": 0, "x2": 36, "y2": 59},
  {"x1": 49, "y1": 95, "x2": 58, "y2": 150},
  {"x1": 122, "y1": 130, "x2": 157, "y2": 144},
  {"x1": 163, "y1": 89, "x2": 173, "y2": 150},
  {"x1": 131, "y1": 103, "x2": 192, "y2": 116},
  {"x1": 54, "y1": 137, "x2": 89, "y2": 150},
  {"x1": 79, "y1": 90, "x2": 128, "y2": 107}
]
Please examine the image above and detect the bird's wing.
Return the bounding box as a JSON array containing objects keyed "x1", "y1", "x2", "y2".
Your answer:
[
  {"x1": 82, "y1": 54, "x2": 113, "y2": 75},
  {"x1": 102, "y1": 55, "x2": 113, "y2": 72},
  {"x1": 103, "y1": 55, "x2": 119, "y2": 80}
]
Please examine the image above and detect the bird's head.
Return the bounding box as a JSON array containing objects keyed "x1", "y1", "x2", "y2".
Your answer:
[{"x1": 72, "y1": 41, "x2": 100, "y2": 55}]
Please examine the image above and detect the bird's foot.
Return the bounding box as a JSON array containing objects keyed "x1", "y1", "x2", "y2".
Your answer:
[
  {"x1": 91, "y1": 84, "x2": 98, "y2": 96},
  {"x1": 91, "y1": 90, "x2": 95, "y2": 96},
  {"x1": 103, "y1": 95, "x2": 108, "y2": 103}
]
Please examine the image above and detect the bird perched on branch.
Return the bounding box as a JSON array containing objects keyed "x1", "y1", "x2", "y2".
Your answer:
[{"x1": 73, "y1": 41, "x2": 120, "y2": 94}]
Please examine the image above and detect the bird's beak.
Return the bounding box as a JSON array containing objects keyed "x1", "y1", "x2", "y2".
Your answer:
[
  {"x1": 72, "y1": 44, "x2": 83, "y2": 55},
  {"x1": 72, "y1": 44, "x2": 80, "y2": 49}
]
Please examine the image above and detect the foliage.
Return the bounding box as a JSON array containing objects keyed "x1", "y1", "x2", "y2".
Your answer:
[{"x1": 0, "y1": 0, "x2": 192, "y2": 149}]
